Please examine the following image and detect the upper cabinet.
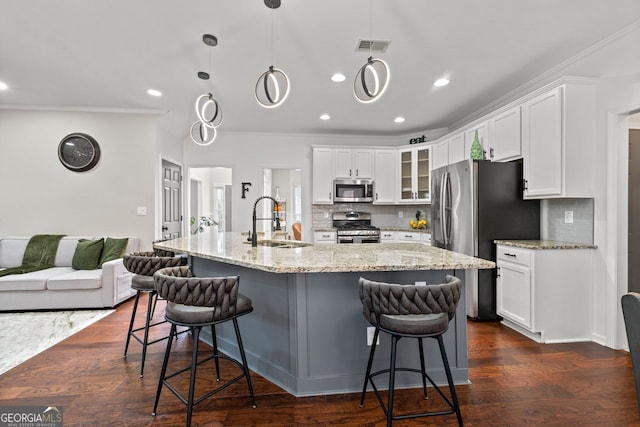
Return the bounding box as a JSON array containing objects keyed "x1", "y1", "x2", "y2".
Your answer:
[
  {"x1": 521, "y1": 82, "x2": 595, "y2": 199},
  {"x1": 431, "y1": 141, "x2": 448, "y2": 171},
  {"x1": 447, "y1": 132, "x2": 466, "y2": 165},
  {"x1": 487, "y1": 106, "x2": 521, "y2": 162},
  {"x1": 312, "y1": 147, "x2": 334, "y2": 204},
  {"x1": 334, "y1": 149, "x2": 373, "y2": 179},
  {"x1": 399, "y1": 146, "x2": 430, "y2": 203},
  {"x1": 464, "y1": 123, "x2": 488, "y2": 161},
  {"x1": 373, "y1": 149, "x2": 397, "y2": 203}
]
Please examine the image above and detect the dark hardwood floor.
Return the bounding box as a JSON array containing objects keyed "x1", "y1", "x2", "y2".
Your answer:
[{"x1": 1, "y1": 296, "x2": 640, "y2": 426}]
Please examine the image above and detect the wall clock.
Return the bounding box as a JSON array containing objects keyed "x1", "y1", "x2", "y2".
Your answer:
[{"x1": 57, "y1": 133, "x2": 101, "y2": 172}]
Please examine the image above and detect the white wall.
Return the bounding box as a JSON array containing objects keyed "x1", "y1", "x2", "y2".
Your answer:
[
  {"x1": 182, "y1": 131, "x2": 398, "y2": 240},
  {"x1": 0, "y1": 109, "x2": 159, "y2": 250}
]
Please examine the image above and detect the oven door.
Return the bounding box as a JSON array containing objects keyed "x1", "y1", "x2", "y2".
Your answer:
[{"x1": 338, "y1": 235, "x2": 380, "y2": 244}]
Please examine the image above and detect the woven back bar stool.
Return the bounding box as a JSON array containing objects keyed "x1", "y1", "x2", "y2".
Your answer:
[
  {"x1": 152, "y1": 265, "x2": 256, "y2": 427},
  {"x1": 358, "y1": 274, "x2": 463, "y2": 427},
  {"x1": 122, "y1": 250, "x2": 187, "y2": 377}
]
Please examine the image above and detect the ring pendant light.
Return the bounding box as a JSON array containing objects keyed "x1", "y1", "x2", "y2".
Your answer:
[
  {"x1": 354, "y1": 0, "x2": 390, "y2": 104},
  {"x1": 191, "y1": 34, "x2": 223, "y2": 146},
  {"x1": 255, "y1": 0, "x2": 290, "y2": 108}
]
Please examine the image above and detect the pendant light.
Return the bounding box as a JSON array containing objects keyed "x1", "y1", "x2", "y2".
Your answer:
[
  {"x1": 191, "y1": 34, "x2": 223, "y2": 146},
  {"x1": 354, "y1": 0, "x2": 390, "y2": 104},
  {"x1": 255, "y1": 0, "x2": 290, "y2": 108}
]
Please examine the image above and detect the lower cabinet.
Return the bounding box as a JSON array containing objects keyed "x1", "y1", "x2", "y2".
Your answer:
[
  {"x1": 395, "y1": 231, "x2": 422, "y2": 243},
  {"x1": 496, "y1": 244, "x2": 593, "y2": 343},
  {"x1": 380, "y1": 231, "x2": 395, "y2": 242},
  {"x1": 313, "y1": 231, "x2": 336, "y2": 244}
]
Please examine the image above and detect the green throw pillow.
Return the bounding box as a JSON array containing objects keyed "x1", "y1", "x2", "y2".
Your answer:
[
  {"x1": 99, "y1": 237, "x2": 129, "y2": 266},
  {"x1": 72, "y1": 239, "x2": 104, "y2": 270}
]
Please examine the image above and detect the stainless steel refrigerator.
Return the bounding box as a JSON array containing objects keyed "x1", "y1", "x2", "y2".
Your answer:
[{"x1": 431, "y1": 159, "x2": 540, "y2": 320}]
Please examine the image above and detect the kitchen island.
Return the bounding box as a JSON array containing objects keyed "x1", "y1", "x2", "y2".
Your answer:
[{"x1": 154, "y1": 232, "x2": 494, "y2": 396}]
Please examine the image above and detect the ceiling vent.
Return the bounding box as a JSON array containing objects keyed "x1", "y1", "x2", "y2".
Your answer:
[{"x1": 355, "y1": 39, "x2": 391, "y2": 53}]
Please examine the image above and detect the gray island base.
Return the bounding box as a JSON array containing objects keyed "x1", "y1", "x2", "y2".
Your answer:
[{"x1": 154, "y1": 233, "x2": 494, "y2": 397}]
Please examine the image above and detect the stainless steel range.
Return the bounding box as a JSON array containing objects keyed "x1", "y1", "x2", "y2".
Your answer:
[{"x1": 332, "y1": 211, "x2": 380, "y2": 243}]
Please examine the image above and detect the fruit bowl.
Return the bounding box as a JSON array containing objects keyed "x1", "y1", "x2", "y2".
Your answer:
[{"x1": 409, "y1": 219, "x2": 427, "y2": 229}]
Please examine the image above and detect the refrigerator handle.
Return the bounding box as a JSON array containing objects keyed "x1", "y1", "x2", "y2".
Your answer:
[{"x1": 441, "y1": 171, "x2": 450, "y2": 245}]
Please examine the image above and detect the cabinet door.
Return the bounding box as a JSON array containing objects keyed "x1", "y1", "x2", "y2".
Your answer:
[
  {"x1": 353, "y1": 149, "x2": 373, "y2": 178},
  {"x1": 373, "y1": 150, "x2": 396, "y2": 203},
  {"x1": 399, "y1": 148, "x2": 415, "y2": 202},
  {"x1": 488, "y1": 106, "x2": 521, "y2": 161},
  {"x1": 334, "y1": 149, "x2": 353, "y2": 178},
  {"x1": 414, "y1": 147, "x2": 430, "y2": 202},
  {"x1": 312, "y1": 148, "x2": 334, "y2": 204},
  {"x1": 313, "y1": 231, "x2": 336, "y2": 244},
  {"x1": 465, "y1": 123, "x2": 488, "y2": 161},
  {"x1": 522, "y1": 87, "x2": 562, "y2": 198},
  {"x1": 431, "y1": 141, "x2": 448, "y2": 171},
  {"x1": 448, "y1": 133, "x2": 465, "y2": 164},
  {"x1": 497, "y1": 261, "x2": 532, "y2": 329}
]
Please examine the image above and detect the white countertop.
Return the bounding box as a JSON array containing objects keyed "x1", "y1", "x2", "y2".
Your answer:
[{"x1": 154, "y1": 232, "x2": 495, "y2": 274}]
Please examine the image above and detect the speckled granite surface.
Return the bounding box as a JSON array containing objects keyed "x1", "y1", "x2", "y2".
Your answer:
[
  {"x1": 494, "y1": 240, "x2": 597, "y2": 250},
  {"x1": 155, "y1": 232, "x2": 495, "y2": 274}
]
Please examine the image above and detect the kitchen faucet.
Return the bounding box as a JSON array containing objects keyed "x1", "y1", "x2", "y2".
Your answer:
[{"x1": 251, "y1": 195, "x2": 279, "y2": 247}]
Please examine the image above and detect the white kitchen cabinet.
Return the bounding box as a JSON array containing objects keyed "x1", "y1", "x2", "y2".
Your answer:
[
  {"x1": 496, "y1": 244, "x2": 593, "y2": 343},
  {"x1": 421, "y1": 233, "x2": 432, "y2": 245},
  {"x1": 395, "y1": 231, "x2": 422, "y2": 243},
  {"x1": 313, "y1": 231, "x2": 336, "y2": 244},
  {"x1": 521, "y1": 82, "x2": 595, "y2": 199},
  {"x1": 447, "y1": 132, "x2": 466, "y2": 164},
  {"x1": 373, "y1": 149, "x2": 397, "y2": 204},
  {"x1": 464, "y1": 123, "x2": 488, "y2": 161},
  {"x1": 334, "y1": 149, "x2": 373, "y2": 179},
  {"x1": 487, "y1": 106, "x2": 521, "y2": 161},
  {"x1": 312, "y1": 147, "x2": 334, "y2": 204},
  {"x1": 399, "y1": 146, "x2": 430, "y2": 203},
  {"x1": 431, "y1": 140, "x2": 448, "y2": 171},
  {"x1": 380, "y1": 231, "x2": 395, "y2": 242}
]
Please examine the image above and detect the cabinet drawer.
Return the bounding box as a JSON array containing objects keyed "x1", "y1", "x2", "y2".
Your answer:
[
  {"x1": 380, "y1": 231, "x2": 395, "y2": 241},
  {"x1": 314, "y1": 231, "x2": 336, "y2": 243},
  {"x1": 396, "y1": 232, "x2": 421, "y2": 242},
  {"x1": 496, "y1": 246, "x2": 532, "y2": 266}
]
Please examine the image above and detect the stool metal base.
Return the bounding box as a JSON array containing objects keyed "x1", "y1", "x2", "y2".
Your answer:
[
  {"x1": 152, "y1": 314, "x2": 256, "y2": 427},
  {"x1": 360, "y1": 326, "x2": 463, "y2": 427}
]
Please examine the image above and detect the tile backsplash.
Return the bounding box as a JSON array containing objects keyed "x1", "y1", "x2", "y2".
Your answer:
[
  {"x1": 541, "y1": 198, "x2": 594, "y2": 244},
  {"x1": 312, "y1": 204, "x2": 431, "y2": 230}
]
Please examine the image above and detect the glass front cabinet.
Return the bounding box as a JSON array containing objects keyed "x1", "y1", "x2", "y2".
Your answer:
[{"x1": 399, "y1": 146, "x2": 430, "y2": 203}]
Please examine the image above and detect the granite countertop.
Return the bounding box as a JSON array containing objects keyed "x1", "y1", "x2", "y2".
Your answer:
[
  {"x1": 380, "y1": 227, "x2": 432, "y2": 233},
  {"x1": 154, "y1": 232, "x2": 495, "y2": 274},
  {"x1": 494, "y1": 239, "x2": 597, "y2": 250}
]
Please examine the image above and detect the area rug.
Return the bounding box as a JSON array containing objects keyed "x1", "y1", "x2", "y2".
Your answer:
[{"x1": 0, "y1": 309, "x2": 114, "y2": 375}]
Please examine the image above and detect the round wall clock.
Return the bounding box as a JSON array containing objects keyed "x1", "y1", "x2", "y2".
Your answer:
[{"x1": 58, "y1": 133, "x2": 101, "y2": 172}]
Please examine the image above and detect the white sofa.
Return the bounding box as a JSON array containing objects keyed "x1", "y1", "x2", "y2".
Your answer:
[{"x1": 0, "y1": 236, "x2": 138, "y2": 311}]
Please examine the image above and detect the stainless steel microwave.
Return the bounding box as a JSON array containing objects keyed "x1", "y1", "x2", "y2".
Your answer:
[{"x1": 333, "y1": 179, "x2": 374, "y2": 203}]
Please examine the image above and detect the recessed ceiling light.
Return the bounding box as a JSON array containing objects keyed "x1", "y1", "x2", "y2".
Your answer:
[
  {"x1": 0, "y1": 81, "x2": 8, "y2": 91},
  {"x1": 147, "y1": 89, "x2": 162, "y2": 97},
  {"x1": 320, "y1": 114, "x2": 331, "y2": 121},
  {"x1": 434, "y1": 78, "x2": 450, "y2": 87},
  {"x1": 394, "y1": 116, "x2": 405, "y2": 123},
  {"x1": 331, "y1": 73, "x2": 346, "y2": 83}
]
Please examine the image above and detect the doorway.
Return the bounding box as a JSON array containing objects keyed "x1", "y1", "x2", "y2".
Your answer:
[
  {"x1": 161, "y1": 159, "x2": 182, "y2": 240},
  {"x1": 188, "y1": 167, "x2": 232, "y2": 234}
]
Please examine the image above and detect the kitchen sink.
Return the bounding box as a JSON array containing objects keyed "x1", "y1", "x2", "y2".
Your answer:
[{"x1": 244, "y1": 240, "x2": 312, "y2": 248}]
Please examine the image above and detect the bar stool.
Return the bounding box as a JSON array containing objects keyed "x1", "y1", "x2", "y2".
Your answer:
[
  {"x1": 358, "y1": 275, "x2": 463, "y2": 427},
  {"x1": 122, "y1": 250, "x2": 187, "y2": 377},
  {"x1": 152, "y1": 265, "x2": 256, "y2": 427}
]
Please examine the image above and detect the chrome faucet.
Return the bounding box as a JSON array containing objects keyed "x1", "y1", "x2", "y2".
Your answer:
[{"x1": 252, "y1": 195, "x2": 279, "y2": 247}]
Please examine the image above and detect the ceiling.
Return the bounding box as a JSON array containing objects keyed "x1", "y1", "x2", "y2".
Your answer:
[{"x1": 1, "y1": 0, "x2": 639, "y2": 142}]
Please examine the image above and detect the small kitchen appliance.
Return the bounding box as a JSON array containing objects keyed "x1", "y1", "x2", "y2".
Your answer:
[
  {"x1": 333, "y1": 179, "x2": 374, "y2": 203},
  {"x1": 332, "y1": 211, "x2": 380, "y2": 243}
]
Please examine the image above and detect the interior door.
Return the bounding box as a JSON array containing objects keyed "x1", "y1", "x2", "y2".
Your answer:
[
  {"x1": 162, "y1": 159, "x2": 182, "y2": 240},
  {"x1": 629, "y1": 129, "x2": 640, "y2": 292}
]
